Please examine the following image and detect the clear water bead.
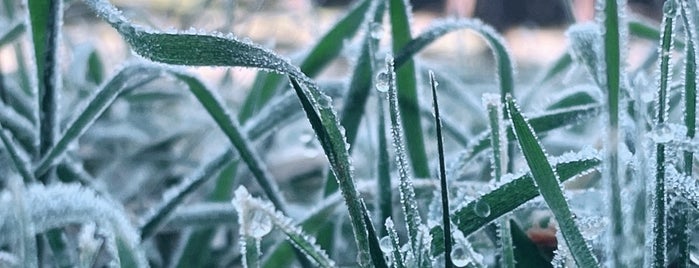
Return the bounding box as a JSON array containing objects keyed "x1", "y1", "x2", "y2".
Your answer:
[
  {"x1": 379, "y1": 236, "x2": 393, "y2": 253},
  {"x1": 370, "y1": 22, "x2": 383, "y2": 39},
  {"x1": 375, "y1": 72, "x2": 390, "y2": 92},
  {"x1": 356, "y1": 251, "x2": 371, "y2": 266},
  {"x1": 243, "y1": 209, "x2": 272, "y2": 238},
  {"x1": 663, "y1": 0, "x2": 677, "y2": 17},
  {"x1": 473, "y1": 198, "x2": 491, "y2": 218},
  {"x1": 650, "y1": 123, "x2": 673, "y2": 143},
  {"x1": 450, "y1": 244, "x2": 470, "y2": 267}
]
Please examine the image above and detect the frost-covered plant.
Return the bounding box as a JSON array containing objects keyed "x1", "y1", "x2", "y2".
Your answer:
[{"x1": 0, "y1": 0, "x2": 697, "y2": 267}]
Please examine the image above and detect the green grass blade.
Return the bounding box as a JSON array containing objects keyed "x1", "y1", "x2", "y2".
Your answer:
[
  {"x1": 529, "y1": 52, "x2": 573, "y2": 90},
  {"x1": 505, "y1": 95, "x2": 598, "y2": 267},
  {"x1": 384, "y1": 58, "x2": 422, "y2": 258},
  {"x1": 242, "y1": 236, "x2": 261, "y2": 268},
  {"x1": 599, "y1": 0, "x2": 625, "y2": 264},
  {"x1": 394, "y1": 19, "x2": 515, "y2": 101},
  {"x1": 28, "y1": 0, "x2": 62, "y2": 162},
  {"x1": 629, "y1": 19, "x2": 685, "y2": 48},
  {"x1": 510, "y1": 219, "x2": 553, "y2": 267},
  {"x1": 362, "y1": 201, "x2": 389, "y2": 268},
  {"x1": 34, "y1": 65, "x2": 162, "y2": 177},
  {"x1": 239, "y1": 0, "x2": 372, "y2": 121},
  {"x1": 0, "y1": 127, "x2": 34, "y2": 183},
  {"x1": 289, "y1": 78, "x2": 371, "y2": 265},
  {"x1": 172, "y1": 72, "x2": 287, "y2": 212},
  {"x1": 0, "y1": 102, "x2": 36, "y2": 151},
  {"x1": 377, "y1": 88, "x2": 392, "y2": 236},
  {"x1": 651, "y1": 2, "x2": 677, "y2": 266},
  {"x1": 388, "y1": 0, "x2": 430, "y2": 177},
  {"x1": 139, "y1": 150, "x2": 235, "y2": 240},
  {"x1": 0, "y1": 20, "x2": 25, "y2": 47},
  {"x1": 483, "y1": 94, "x2": 514, "y2": 268},
  {"x1": 679, "y1": 3, "x2": 697, "y2": 266},
  {"x1": 430, "y1": 72, "x2": 453, "y2": 268},
  {"x1": 455, "y1": 104, "x2": 601, "y2": 168},
  {"x1": 430, "y1": 154, "x2": 600, "y2": 256},
  {"x1": 418, "y1": 103, "x2": 469, "y2": 147}
]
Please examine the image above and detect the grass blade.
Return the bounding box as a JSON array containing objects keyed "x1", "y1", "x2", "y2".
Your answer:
[
  {"x1": 388, "y1": 0, "x2": 430, "y2": 177},
  {"x1": 0, "y1": 20, "x2": 25, "y2": 47},
  {"x1": 650, "y1": 2, "x2": 677, "y2": 266},
  {"x1": 505, "y1": 95, "x2": 598, "y2": 267},
  {"x1": 361, "y1": 201, "x2": 389, "y2": 268},
  {"x1": 34, "y1": 65, "x2": 161, "y2": 177},
  {"x1": 430, "y1": 72, "x2": 453, "y2": 267},
  {"x1": 384, "y1": 57, "x2": 422, "y2": 259},
  {"x1": 377, "y1": 89, "x2": 393, "y2": 236},
  {"x1": 0, "y1": 102, "x2": 36, "y2": 151},
  {"x1": 0, "y1": 127, "x2": 34, "y2": 183},
  {"x1": 172, "y1": 72, "x2": 286, "y2": 212},
  {"x1": 385, "y1": 218, "x2": 406, "y2": 268},
  {"x1": 238, "y1": 0, "x2": 372, "y2": 121}
]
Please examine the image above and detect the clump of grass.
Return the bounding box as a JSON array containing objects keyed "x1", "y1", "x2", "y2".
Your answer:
[{"x1": 0, "y1": 0, "x2": 697, "y2": 267}]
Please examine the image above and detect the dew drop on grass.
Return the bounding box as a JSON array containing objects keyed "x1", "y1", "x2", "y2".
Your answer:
[
  {"x1": 473, "y1": 198, "x2": 491, "y2": 218},
  {"x1": 379, "y1": 236, "x2": 393, "y2": 253},
  {"x1": 376, "y1": 72, "x2": 390, "y2": 92},
  {"x1": 450, "y1": 244, "x2": 469, "y2": 267},
  {"x1": 650, "y1": 123, "x2": 673, "y2": 143},
  {"x1": 356, "y1": 251, "x2": 371, "y2": 266},
  {"x1": 370, "y1": 22, "x2": 383, "y2": 39},
  {"x1": 663, "y1": 0, "x2": 677, "y2": 17},
  {"x1": 243, "y1": 209, "x2": 272, "y2": 239}
]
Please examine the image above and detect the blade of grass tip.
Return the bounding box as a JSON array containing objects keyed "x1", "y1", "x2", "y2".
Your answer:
[
  {"x1": 505, "y1": 95, "x2": 598, "y2": 267},
  {"x1": 325, "y1": 0, "x2": 385, "y2": 195},
  {"x1": 0, "y1": 126, "x2": 35, "y2": 183},
  {"x1": 233, "y1": 186, "x2": 336, "y2": 268},
  {"x1": 361, "y1": 201, "x2": 389, "y2": 268},
  {"x1": 34, "y1": 65, "x2": 162, "y2": 178},
  {"x1": 679, "y1": 2, "x2": 697, "y2": 266},
  {"x1": 385, "y1": 218, "x2": 407, "y2": 268},
  {"x1": 0, "y1": 20, "x2": 25, "y2": 48},
  {"x1": 28, "y1": 0, "x2": 62, "y2": 163},
  {"x1": 384, "y1": 57, "x2": 422, "y2": 258},
  {"x1": 483, "y1": 93, "x2": 514, "y2": 268},
  {"x1": 650, "y1": 1, "x2": 677, "y2": 266},
  {"x1": 388, "y1": 0, "x2": 430, "y2": 177},
  {"x1": 239, "y1": 0, "x2": 372, "y2": 122},
  {"x1": 599, "y1": 0, "x2": 624, "y2": 264},
  {"x1": 430, "y1": 71, "x2": 453, "y2": 268},
  {"x1": 139, "y1": 149, "x2": 235, "y2": 240},
  {"x1": 289, "y1": 78, "x2": 372, "y2": 266},
  {"x1": 171, "y1": 72, "x2": 287, "y2": 213}
]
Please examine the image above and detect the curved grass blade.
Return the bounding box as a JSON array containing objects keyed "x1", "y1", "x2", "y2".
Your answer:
[
  {"x1": 384, "y1": 57, "x2": 422, "y2": 258},
  {"x1": 34, "y1": 64, "x2": 162, "y2": 177},
  {"x1": 430, "y1": 154, "x2": 601, "y2": 256},
  {"x1": 430, "y1": 72, "x2": 453, "y2": 267},
  {"x1": 233, "y1": 187, "x2": 336, "y2": 268},
  {"x1": 0, "y1": 20, "x2": 25, "y2": 48},
  {"x1": 239, "y1": 0, "x2": 373, "y2": 121},
  {"x1": 651, "y1": 2, "x2": 677, "y2": 266},
  {"x1": 599, "y1": 0, "x2": 625, "y2": 264},
  {"x1": 388, "y1": 0, "x2": 430, "y2": 177},
  {"x1": 679, "y1": 2, "x2": 698, "y2": 266},
  {"x1": 0, "y1": 127, "x2": 34, "y2": 183},
  {"x1": 505, "y1": 95, "x2": 598, "y2": 267},
  {"x1": 394, "y1": 18, "x2": 515, "y2": 101},
  {"x1": 172, "y1": 72, "x2": 286, "y2": 212}
]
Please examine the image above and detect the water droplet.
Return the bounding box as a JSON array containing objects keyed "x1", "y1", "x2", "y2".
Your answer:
[
  {"x1": 375, "y1": 72, "x2": 390, "y2": 92},
  {"x1": 650, "y1": 123, "x2": 673, "y2": 143},
  {"x1": 450, "y1": 244, "x2": 470, "y2": 267},
  {"x1": 663, "y1": 0, "x2": 677, "y2": 17},
  {"x1": 379, "y1": 236, "x2": 393, "y2": 253},
  {"x1": 370, "y1": 22, "x2": 383, "y2": 39},
  {"x1": 356, "y1": 251, "x2": 371, "y2": 266},
  {"x1": 243, "y1": 210, "x2": 272, "y2": 238},
  {"x1": 473, "y1": 198, "x2": 491, "y2": 218}
]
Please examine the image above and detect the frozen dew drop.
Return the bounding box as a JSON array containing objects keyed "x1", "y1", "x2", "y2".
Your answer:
[
  {"x1": 243, "y1": 209, "x2": 272, "y2": 239},
  {"x1": 450, "y1": 244, "x2": 470, "y2": 267},
  {"x1": 356, "y1": 251, "x2": 371, "y2": 266},
  {"x1": 375, "y1": 72, "x2": 390, "y2": 92},
  {"x1": 649, "y1": 123, "x2": 673, "y2": 143},
  {"x1": 379, "y1": 236, "x2": 393, "y2": 253},
  {"x1": 663, "y1": 0, "x2": 677, "y2": 17},
  {"x1": 473, "y1": 198, "x2": 491, "y2": 218},
  {"x1": 370, "y1": 22, "x2": 383, "y2": 39}
]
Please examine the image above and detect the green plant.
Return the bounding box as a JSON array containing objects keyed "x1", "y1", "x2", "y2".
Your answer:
[{"x1": 0, "y1": 0, "x2": 697, "y2": 267}]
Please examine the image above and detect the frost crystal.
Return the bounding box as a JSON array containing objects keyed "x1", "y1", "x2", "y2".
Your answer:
[{"x1": 232, "y1": 187, "x2": 272, "y2": 239}]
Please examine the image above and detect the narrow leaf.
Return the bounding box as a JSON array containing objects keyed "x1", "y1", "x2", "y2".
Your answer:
[{"x1": 431, "y1": 71, "x2": 453, "y2": 267}]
